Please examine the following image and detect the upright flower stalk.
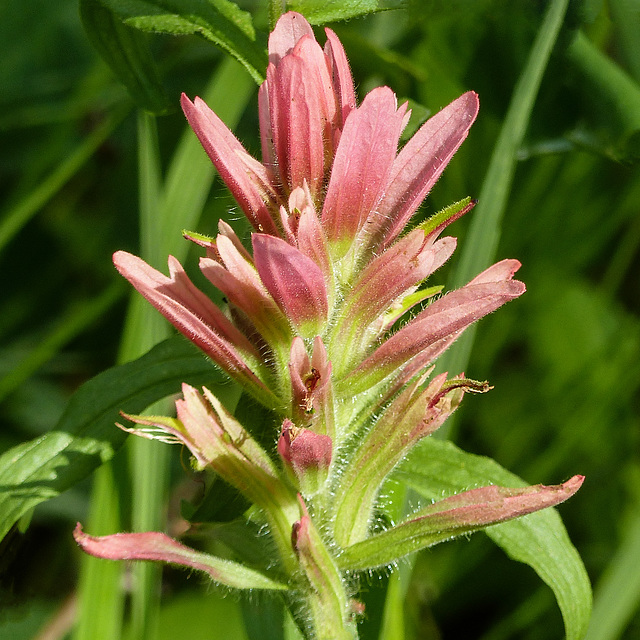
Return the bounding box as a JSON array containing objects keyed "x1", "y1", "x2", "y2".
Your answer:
[{"x1": 75, "y1": 13, "x2": 583, "y2": 639}]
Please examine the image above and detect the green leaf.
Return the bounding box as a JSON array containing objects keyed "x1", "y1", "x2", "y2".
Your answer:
[
  {"x1": 286, "y1": 0, "x2": 404, "y2": 24},
  {"x1": 437, "y1": 0, "x2": 571, "y2": 393},
  {"x1": 96, "y1": 0, "x2": 267, "y2": 84},
  {"x1": 393, "y1": 438, "x2": 592, "y2": 640},
  {"x1": 0, "y1": 336, "x2": 224, "y2": 542},
  {"x1": 80, "y1": 0, "x2": 170, "y2": 113},
  {"x1": 584, "y1": 507, "x2": 640, "y2": 640}
]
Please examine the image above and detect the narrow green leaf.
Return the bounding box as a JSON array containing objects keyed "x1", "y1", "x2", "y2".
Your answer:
[
  {"x1": 393, "y1": 438, "x2": 592, "y2": 640},
  {"x1": 0, "y1": 336, "x2": 223, "y2": 542},
  {"x1": 585, "y1": 507, "x2": 640, "y2": 640},
  {"x1": 74, "y1": 61, "x2": 255, "y2": 638},
  {"x1": 73, "y1": 465, "x2": 125, "y2": 640},
  {"x1": 381, "y1": 285, "x2": 443, "y2": 328},
  {"x1": 417, "y1": 196, "x2": 473, "y2": 237},
  {"x1": 97, "y1": 0, "x2": 267, "y2": 83},
  {"x1": 80, "y1": 0, "x2": 170, "y2": 113},
  {"x1": 128, "y1": 110, "x2": 171, "y2": 640},
  {"x1": 286, "y1": 0, "x2": 404, "y2": 24},
  {"x1": 437, "y1": 0, "x2": 571, "y2": 386}
]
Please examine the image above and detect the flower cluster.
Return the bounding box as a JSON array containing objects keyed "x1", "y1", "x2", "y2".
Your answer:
[{"x1": 75, "y1": 13, "x2": 582, "y2": 639}]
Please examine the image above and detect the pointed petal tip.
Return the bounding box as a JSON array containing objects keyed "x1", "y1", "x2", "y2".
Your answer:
[
  {"x1": 463, "y1": 89, "x2": 480, "y2": 105},
  {"x1": 180, "y1": 93, "x2": 197, "y2": 117},
  {"x1": 564, "y1": 474, "x2": 585, "y2": 493}
]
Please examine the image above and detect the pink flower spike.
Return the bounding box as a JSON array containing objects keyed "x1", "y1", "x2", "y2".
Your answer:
[
  {"x1": 322, "y1": 87, "x2": 407, "y2": 257},
  {"x1": 73, "y1": 524, "x2": 287, "y2": 590},
  {"x1": 180, "y1": 94, "x2": 280, "y2": 235},
  {"x1": 371, "y1": 91, "x2": 480, "y2": 248},
  {"x1": 253, "y1": 234, "x2": 328, "y2": 337}
]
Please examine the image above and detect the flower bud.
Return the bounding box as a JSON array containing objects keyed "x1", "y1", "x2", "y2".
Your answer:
[{"x1": 278, "y1": 419, "x2": 332, "y2": 495}]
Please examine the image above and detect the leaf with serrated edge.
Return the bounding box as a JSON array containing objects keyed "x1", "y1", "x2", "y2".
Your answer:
[
  {"x1": 97, "y1": 0, "x2": 267, "y2": 83},
  {"x1": 286, "y1": 0, "x2": 404, "y2": 24}
]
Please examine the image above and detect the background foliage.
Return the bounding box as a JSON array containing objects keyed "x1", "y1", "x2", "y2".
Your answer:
[{"x1": 1, "y1": 0, "x2": 639, "y2": 638}]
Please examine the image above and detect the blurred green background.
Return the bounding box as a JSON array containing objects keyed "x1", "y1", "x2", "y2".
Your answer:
[{"x1": 1, "y1": 1, "x2": 639, "y2": 638}]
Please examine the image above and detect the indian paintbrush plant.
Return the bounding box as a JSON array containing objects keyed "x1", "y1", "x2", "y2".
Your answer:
[{"x1": 74, "y1": 12, "x2": 583, "y2": 639}]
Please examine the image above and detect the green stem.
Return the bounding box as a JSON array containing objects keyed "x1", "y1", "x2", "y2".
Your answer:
[
  {"x1": 125, "y1": 110, "x2": 172, "y2": 640},
  {"x1": 73, "y1": 464, "x2": 125, "y2": 640},
  {"x1": 436, "y1": 0, "x2": 570, "y2": 423},
  {"x1": 293, "y1": 507, "x2": 357, "y2": 639}
]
